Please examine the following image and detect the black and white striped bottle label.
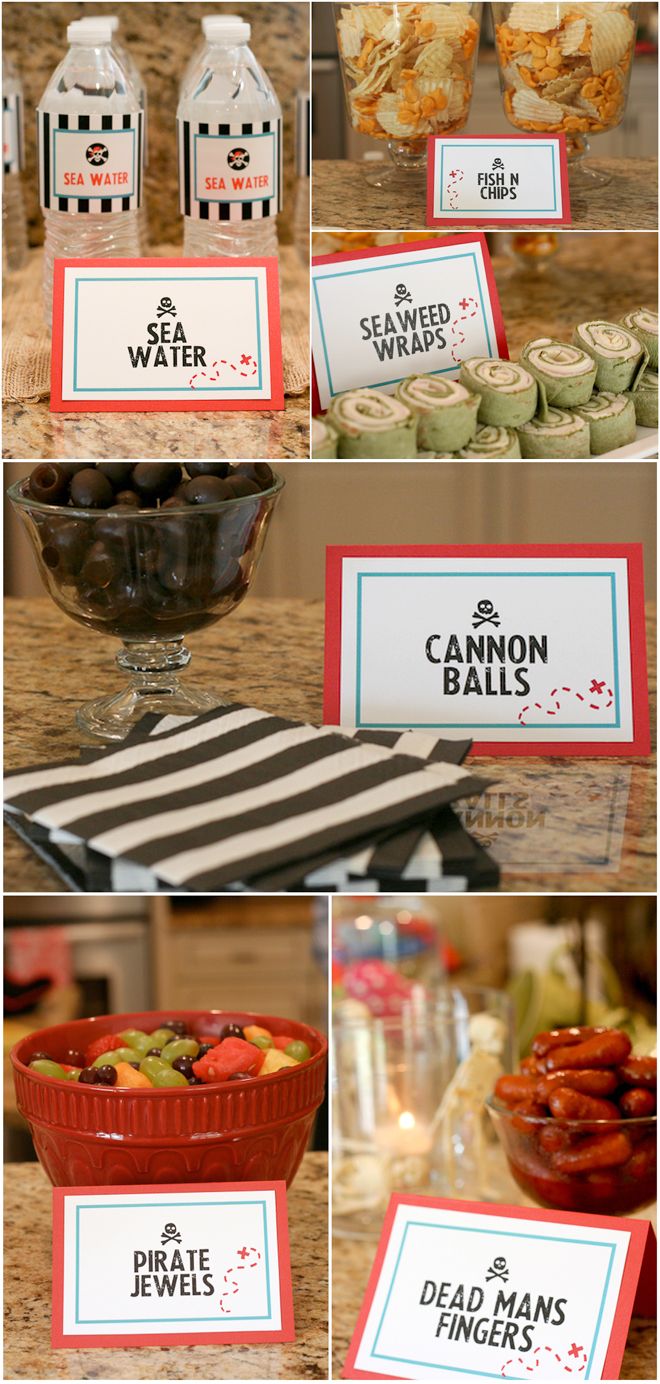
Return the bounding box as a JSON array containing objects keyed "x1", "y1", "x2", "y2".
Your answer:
[
  {"x1": 37, "y1": 109, "x2": 143, "y2": 212},
  {"x1": 3, "y1": 92, "x2": 24, "y2": 174},
  {"x1": 178, "y1": 117, "x2": 282, "y2": 221}
]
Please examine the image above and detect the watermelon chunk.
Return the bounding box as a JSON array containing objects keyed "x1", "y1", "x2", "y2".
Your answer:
[{"x1": 192, "y1": 1037, "x2": 263, "y2": 1083}]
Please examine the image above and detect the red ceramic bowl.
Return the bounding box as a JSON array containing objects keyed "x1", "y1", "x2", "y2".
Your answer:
[{"x1": 11, "y1": 1009, "x2": 327, "y2": 1188}]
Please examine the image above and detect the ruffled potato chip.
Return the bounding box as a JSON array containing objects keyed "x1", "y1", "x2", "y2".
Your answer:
[
  {"x1": 543, "y1": 75, "x2": 581, "y2": 101},
  {"x1": 559, "y1": 17, "x2": 587, "y2": 55},
  {"x1": 417, "y1": 3, "x2": 474, "y2": 40},
  {"x1": 414, "y1": 35, "x2": 453, "y2": 77},
  {"x1": 591, "y1": 8, "x2": 635, "y2": 74},
  {"x1": 507, "y1": 3, "x2": 562, "y2": 33},
  {"x1": 337, "y1": 9, "x2": 363, "y2": 59},
  {"x1": 361, "y1": 5, "x2": 398, "y2": 40},
  {"x1": 512, "y1": 87, "x2": 565, "y2": 123}
]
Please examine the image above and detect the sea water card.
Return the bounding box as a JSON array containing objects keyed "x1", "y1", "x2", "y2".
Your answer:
[
  {"x1": 427, "y1": 134, "x2": 571, "y2": 226},
  {"x1": 344, "y1": 1196, "x2": 656, "y2": 1381},
  {"x1": 311, "y1": 236, "x2": 507, "y2": 411},
  {"x1": 52, "y1": 1181, "x2": 294, "y2": 1347},
  {"x1": 324, "y1": 545, "x2": 650, "y2": 756},
  {"x1": 50, "y1": 257, "x2": 283, "y2": 412}
]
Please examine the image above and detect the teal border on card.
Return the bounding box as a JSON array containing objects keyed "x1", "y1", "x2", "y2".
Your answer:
[
  {"x1": 367, "y1": 1220, "x2": 618, "y2": 1379},
  {"x1": 313, "y1": 252, "x2": 493, "y2": 398},
  {"x1": 354, "y1": 571, "x2": 620, "y2": 729},
  {"x1": 53, "y1": 126, "x2": 136, "y2": 201},
  {"x1": 74, "y1": 1198, "x2": 272, "y2": 1325},
  {"x1": 193, "y1": 130, "x2": 276, "y2": 203},
  {"x1": 438, "y1": 141, "x2": 558, "y2": 215},
  {"x1": 71, "y1": 274, "x2": 262, "y2": 393}
]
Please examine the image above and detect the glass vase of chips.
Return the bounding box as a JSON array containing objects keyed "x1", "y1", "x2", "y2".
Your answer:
[
  {"x1": 493, "y1": 2, "x2": 638, "y2": 189},
  {"x1": 334, "y1": 2, "x2": 482, "y2": 187}
]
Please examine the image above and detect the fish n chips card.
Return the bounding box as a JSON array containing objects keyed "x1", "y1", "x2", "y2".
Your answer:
[
  {"x1": 50, "y1": 257, "x2": 283, "y2": 412},
  {"x1": 324, "y1": 544, "x2": 650, "y2": 756},
  {"x1": 52, "y1": 1182, "x2": 294, "y2": 1347},
  {"x1": 344, "y1": 1196, "x2": 656, "y2": 1381},
  {"x1": 311, "y1": 235, "x2": 507, "y2": 411},
  {"x1": 427, "y1": 134, "x2": 571, "y2": 226}
]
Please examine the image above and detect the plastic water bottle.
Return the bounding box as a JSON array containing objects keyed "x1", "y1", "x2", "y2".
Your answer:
[
  {"x1": 37, "y1": 17, "x2": 144, "y2": 323},
  {"x1": 3, "y1": 53, "x2": 28, "y2": 271},
  {"x1": 75, "y1": 13, "x2": 149, "y2": 248},
  {"x1": 293, "y1": 87, "x2": 309, "y2": 263},
  {"x1": 177, "y1": 15, "x2": 282, "y2": 257}
]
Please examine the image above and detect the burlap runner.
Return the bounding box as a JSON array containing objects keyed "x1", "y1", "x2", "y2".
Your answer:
[{"x1": 3, "y1": 242, "x2": 309, "y2": 402}]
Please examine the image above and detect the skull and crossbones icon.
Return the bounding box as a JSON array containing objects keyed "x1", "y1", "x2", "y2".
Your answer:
[
  {"x1": 472, "y1": 599, "x2": 500, "y2": 629},
  {"x1": 394, "y1": 283, "x2": 413, "y2": 307},
  {"x1": 161, "y1": 1222, "x2": 182, "y2": 1245},
  {"x1": 156, "y1": 297, "x2": 177, "y2": 318},
  {"x1": 486, "y1": 1256, "x2": 509, "y2": 1283}
]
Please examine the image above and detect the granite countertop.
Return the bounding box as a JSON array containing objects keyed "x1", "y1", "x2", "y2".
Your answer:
[
  {"x1": 4, "y1": 596, "x2": 656, "y2": 894},
  {"x1": 312, "y1": 157, "x2": 658, "y2": 232},
  {"x1": 4, "y1": 1155, "x2": 328, "y2": 1381},
  {"x1": 331, "y1": 1229, "x2": 656, "y2": 1381}
]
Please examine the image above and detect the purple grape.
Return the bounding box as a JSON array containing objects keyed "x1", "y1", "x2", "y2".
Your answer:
[{"x1": 94, "y1": 1064, "x2": 118, "y2": 1087}]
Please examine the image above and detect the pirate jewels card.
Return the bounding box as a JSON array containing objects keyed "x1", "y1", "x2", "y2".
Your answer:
[
  {"x1": 50, "y1": 258, "x2": 284, "y2": 412},
  {"x1": 311, "y1": 235, "x2": 507, "y2": 412},
  {"x1": 324, "y1": 544, "x2": 650, "y2": 756},
  {"x1": 52, "y1": 1182, "x2": 294, "y2": 1347},
  {"x1": 344, "y1": 1196, "x2": 656, "y2": 1381}
]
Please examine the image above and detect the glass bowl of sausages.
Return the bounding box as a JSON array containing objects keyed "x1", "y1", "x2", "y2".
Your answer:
[{"x1": 486, "y1": 1025, "x2": 656, "y2": 1215}]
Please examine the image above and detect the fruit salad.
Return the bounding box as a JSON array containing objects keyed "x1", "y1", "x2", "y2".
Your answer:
[
  {"x1": 26, "y1": 1019, "x2": 312, "y2": 1090},
  {"x1": 489, "y1": 1025, "x2": 657, "y2": 1214}
]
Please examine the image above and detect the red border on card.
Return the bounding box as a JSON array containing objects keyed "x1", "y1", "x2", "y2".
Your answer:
[
  {"x1": 343, "y1": 1194, "x2": 655, "y2": 1381},
  {"x1": 311, "y1": 234, "x2": 508, "y2": 415},
  {"x1": 51, "y1": 1181, "x2": 295, "y2": 1348},
  {"x1": 426, "y1": 133, "x2": 572, "y2": 227},
  {"x1": 50, "y1": 257, "x2": 284, "y2": 413},
  {"x1": 323, "y1": 543, "x2": 650, "y2": 757}
]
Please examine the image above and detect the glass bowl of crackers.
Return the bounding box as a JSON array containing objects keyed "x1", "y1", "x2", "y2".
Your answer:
[
  {"x1": 493, "y1": 2, "x2": 638, "y2": 187},
  {"x1": 334, "y1": 2, "x2": 482, "y2": 184}
]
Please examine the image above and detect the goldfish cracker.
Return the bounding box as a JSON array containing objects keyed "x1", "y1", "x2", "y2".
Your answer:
[
  {"x1": 259, "y1": 1049, "x2": 299, "y2": 1075},
  {"x1": 114, "y1": 1062, "x2": 154, "y2": 1089}
]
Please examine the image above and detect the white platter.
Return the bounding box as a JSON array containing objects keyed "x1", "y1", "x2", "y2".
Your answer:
[{"x1": 600, "y1": 426, "x2": 658, "y2": 459}]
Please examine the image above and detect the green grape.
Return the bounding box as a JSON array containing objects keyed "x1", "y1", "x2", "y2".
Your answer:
[
  {"x1": 30, "y1": 1059, "x2": 67, "y2": 1080},
  {"x1": 285, "y1": 1041, "x2": 311, "y2": 1063},
  {"x1": 92, "y1": 1047, "x2": 136, "y2": 1068},
  {"x1": 139, "y1": 1057, "x2": 188, "y2": 1089},
  {"x1": 160, "y1": 1039, "x2": 200, "y2": 1064},
  {"x1": 251, "y1": 1034, "x2": 274, "y2": 1051},
  {"x1": 64, "y1": 1069, "x2": 81, "y2": 1082},
  {"x1": 119, "y1": 1029, "x2": 153, "y2": 1056},
  {"x1": 147, "y1": 1028, "x2": 177, "y2": 1048}
]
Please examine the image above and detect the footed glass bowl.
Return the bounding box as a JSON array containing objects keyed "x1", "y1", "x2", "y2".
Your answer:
[
  {"x1": 8, "y1": 473, "x2": 283, "y2": 740},
  {"x1": 487, "y1": 1097, "x2": 656, "y2": 1216}
]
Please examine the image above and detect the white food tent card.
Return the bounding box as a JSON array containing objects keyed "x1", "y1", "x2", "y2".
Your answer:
[
  {"x1": 311, "y1": 235, "x2": 507, "y2": 411},
  {"x1": 52, "y1": 1182, "x2": 294, "y2": 1347},
  {"x1": 324, "y1": 544, "x2": 649, "y2": 756}
]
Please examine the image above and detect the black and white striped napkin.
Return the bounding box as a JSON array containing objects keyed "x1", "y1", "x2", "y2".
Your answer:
[{"x1": 4, "y1": 703, "x2": 494, "y2": 894}]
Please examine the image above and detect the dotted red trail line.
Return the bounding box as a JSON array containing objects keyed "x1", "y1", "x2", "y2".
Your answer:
[
  {"x1": 189, "y1": 354, "x2": 258, "y2": 390},
  {"x1": 218, "y1": 1246, "x2": 262, "y2": 1314},
  {"x1": 518, "y1": 679, "x2": 613, "y2": 727},
  {"x1": 451, "y1": 293, "x2": 478, "y2": 364},
  {"x1": 446, "y1": 165, "x2": 464, "y2": 210},
  {"x1": 501, "y1": 1344, "x2": 587, "y2": 1377}
]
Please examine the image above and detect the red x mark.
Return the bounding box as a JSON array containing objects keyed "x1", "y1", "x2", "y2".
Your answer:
[
  {"x1": 240, "y1": 353, "x2": 252, "y2": 365},
  {"x1": 589, "y1": 679, "x2": 606, "y2": 694},
  {"x1": 237, "y1": 1247, "x2": 250, "y2": 1260},
  {"x1": 568, "y1": 1344, "x2": 584, "y2": 1359},
  {"x1": 459, "y1": 297, "x2": 471, "y2": 310}
]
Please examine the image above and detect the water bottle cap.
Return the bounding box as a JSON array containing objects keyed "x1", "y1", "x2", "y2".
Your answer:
[
  {"x1": 203, "y1": 16, "x2": 251, "y2": 43},
  {"x1": 67, "y1": 18, "x2": 113, "y2": 44},
  {"x1": 74, "y1": 15, "x2": 119, "y2": 31}
]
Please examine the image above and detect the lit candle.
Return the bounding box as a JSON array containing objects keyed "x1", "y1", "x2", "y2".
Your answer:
[{"x1": 374, "y1": 1110, "x2": 433, "y2": 1157}]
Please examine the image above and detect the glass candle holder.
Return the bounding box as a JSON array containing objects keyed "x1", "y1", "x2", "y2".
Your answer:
[
  {"x1": 8, "y1": 473, "x2": 284, "y2": 741},
  {"x1": 493, "y1": 2, "x2": 638, "y2": 188},
  {"x1": 333, "y1": 985, "x2": 515, "y2": 1238},
  {"x1": 335, "y1": 2, "x2": 482, "y2": 186}
]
